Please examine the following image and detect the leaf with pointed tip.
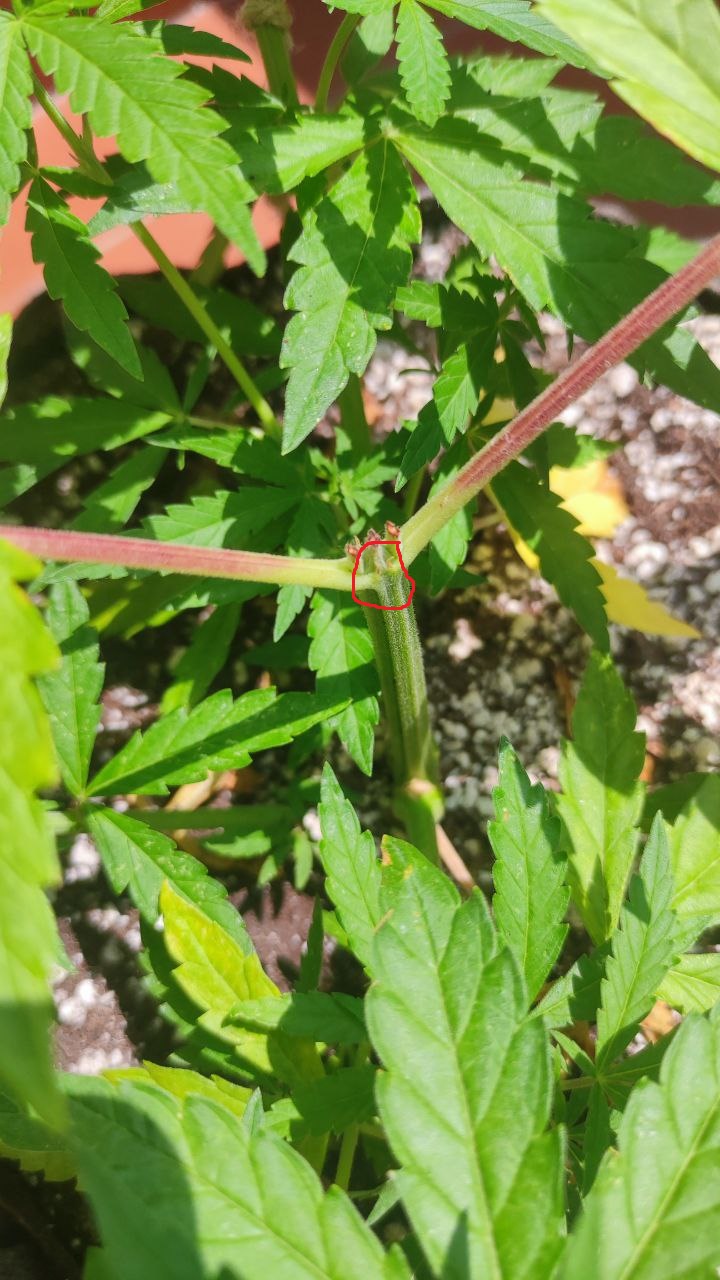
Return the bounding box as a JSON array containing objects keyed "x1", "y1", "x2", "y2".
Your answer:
[
  {"x1": 71, "y1": 447, "x2": 166, "y2": 534},
  {"x1": 365, "y1": 846, "x2": 566, "y2": 1279},
  {"x1": 88, "y1": 687, "x2": 349, "y2": 796},
  {"x1": 396, "y1": 0, "x2": 451, "y2": 127},
  {"x1": 26, "y1": 177, "x2": 140, "y2": 375},
  {"x1": 427, "y1": 0, "x2": 598, "y2": 68},
  {"x1": 317, "y1": 764, "x2": 382, "y2": 969},
  {"x1": 563, "y1": 1009, "x2": 720, "y2": 1280},
  {"x1": 393, "y1": 122, "x2": 720, "y2": 414},
  {"x1": 23, "y1": 16, "x2": 264, "y2": 270},
  {"x1": 308, "y1": 593, "x2": 379, "y2": 775},
  {"x1": 66, "y1": 1075, "x2": 408, "y2": 1280},
  {"x1": 490, "y1": 739, "x2": 569, "y2": 1001},
  {"x1": 492, "y1": 460, "x2": 609, "y2": 650},
  {"x1": 37, "y1": 581, "x2": 103, "y2": 796},
  {"x1": 281, "y1": 141, "x2": 420, "y2": 451},
  {"x1": 556, "y1": 652, "x2": 645, "y2": 944},
  {"x1": 595, "y1": 817, "x2": 677, "y2": 1070},
  {"x1": 162, "y1": 603, "x2": 241, "y2": 713},
  {"x1": 142, "y1": 486, "x2": 297, "y2": 549},
  {"x1": 104, "y1": 1063, "x2": 251, "y2": 1116},
  {"x1": 275, "y1": 496, "x2": 337, "y2": 641},
  {"x1": 292, "y1": 1064, "x2": 377, "y2": 1135},
  {"x1": 0, "y1": 13, "x2": 32, "y2": 226},
  {"x1": 87, "y1": 808, "x2": 252, "y2": 947},
  {"x1": 160, "y1": 882, "x2": 321, "y2": 1087}
]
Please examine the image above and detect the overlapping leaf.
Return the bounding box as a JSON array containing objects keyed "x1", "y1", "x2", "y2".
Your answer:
[
  {"x1": 66, "y1": 1075, "x2": 407, "y2": 1280},
  {"x1": 539, "y1": 0, "x2": 720, "y2": 174},
  {"x1": 595, "y1": 817, "x2": 676, "y2": 1070},
  {"x1": 88, "y1": 687, "x2": 348, "y2": 796},
  {"x1": 563, "y1": 1010, "x2": 720, "y2": 1280},
  {"x1": 317, "y1": 764, "x2": 382, "y2": 969},
  {"x1": 281, "y1": 141, "x2": 420, "y2": 451},
  {"x1": 556, "y1": 652, "x2": 645, "y2": 944},
  {"x1": 366, "y1": 846, "x2": 565, "y2": 1278},
  {"x1": 308, "y1": 593, "x2": 379, "y2": 775},
  {"x1": 492, "y1": 460, "x2": 609, "y2": 650},
  {"x1": 667, "y1": 773, "x2": 720, "y2": 942},
  {"x1": 23, "y1": 14, "x2": 263, "y2": 269},
  {"x1": 490, "y1": 739, "x2": 569, "y2": 1001}
]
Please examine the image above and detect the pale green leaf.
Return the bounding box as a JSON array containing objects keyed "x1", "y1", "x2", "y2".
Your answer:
[
  {"x1": 0, "y1": 13, "x2": 32, "y2": 225},
  {"x1": 317, "y1": 764, "x2": 381, "y2": 969},
  {"x1": 366, "y1": 848, "x2": 565, "y2": 1279},
  {"x1": 667, "y1": 774, "x2": 720, "y2": 941},
  {"x1": 142, "y1": 486, "x2": 296, "y2": 548},
  {"x1": 160, "y1": 882, "x2": 321, "y2": 1087},
  {"x1": 0, "y1": 545, "x2": 64, "y2": 1127},
  {"x1": 88, "y1": 687, "x2": 348, "y2": 796},
  {"x1": 538, "y1": 0, "x2": 720, "y2": 173},
  {"x1": 492, "y1": 460, "x2": 609, "y2": 650},
  {"x1": 36, "y1": 581, "x2": 103, "y2": 796},
  {"x1": 556, "y1": 652, "x2": 645, "y2": 943},
  {"x1": 103, "y1": 1062, "x2": 251, "y2": 1116},
  {"x1": 563, "y1": 1010, "x2": 720, "y2": 1280},
  {"x1": 595, "y1": 817, "x2": 677, "y2": 1070},
  {"x1": 26, "y1": 177, "x2": 140, "y2": 376},
  {"x1": 490, "y1": 738, "x2": 569, "y2": 1001},
  {"x1": 658, "y1": 953, "x2": 720, "y2": 1015},
  {"x1": 23, "y1": 16, "x2": 264, "y2": 270},
  {"x1": 396, "y1": 0, "x2": 451, "y2": 127},
  {"x1": 0, "y1": 313, "x2": 11, "y2": 410},
  {"x1": 308, "y1": 593, "x2": 379, "y2": 775},
  {"x1": 281, "y1": 141, "x2": 420, "y2": 451}
]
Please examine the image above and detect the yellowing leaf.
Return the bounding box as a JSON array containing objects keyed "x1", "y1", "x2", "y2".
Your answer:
[
  {"x1": 595, "y1": 561, "x2": 700, "y2": 638},
  {"x1": 549, "y1": 458, "x2": 629, "y2": 537}
]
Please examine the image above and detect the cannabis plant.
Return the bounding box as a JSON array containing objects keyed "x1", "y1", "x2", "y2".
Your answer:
[{"x1": 1, "y1": 0, "x2": 720, "y2": 1275}]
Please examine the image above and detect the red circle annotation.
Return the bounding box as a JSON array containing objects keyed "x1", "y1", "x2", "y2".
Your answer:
[{"x1": 351, "y1": 540, "x2": 416, "y2": 611}]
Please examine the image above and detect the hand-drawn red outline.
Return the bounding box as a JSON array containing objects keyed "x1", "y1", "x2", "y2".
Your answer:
[{"x1": 352, "y1": 540, "x2": 416, "y2": 611}]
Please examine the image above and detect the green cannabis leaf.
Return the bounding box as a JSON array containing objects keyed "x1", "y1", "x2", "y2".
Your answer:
[
  {"x1": 22, "y1": 14, "x2": 264, "y2": 270},
  {"x1": 366, "y1": 844, "x2": 566, "y2": 1278},
  {"x1": 539, "y1": 0, "x2": 720, "y2": 174},
  {"x1": 396, "y1": 0, "x2": 451, "y2": 126},
  {"x1": 0, "y1": 12, "x2": 33, "y2": 226},
  {"x1": 37, "y1": 581, "x2": 104, "y2": 797},
  {"x1": 317, "y1": 765, "x2": 382, "y2": 969},
  {"x1": 595, "y1": 816, "x2": 676, "y2": 1070},
  {"x1": 563, "y1": 1009, "x2": 720, "y2": 1279},
  {"x1": 308, "y1": 594, "x2": 380, "y2": 775},
  {"x1": 557, "y1": 652, "x2": 646, "y2": 944},
  {"x1": 26, "y1": 177, "x2": 140, "y2": 375},
  {"x1": 489, "y1": 738, "x2": 569, "y2": 1002},
  {"x1": 492, "y1": 460, "x2": 609, "y2": 650},
  {"x1": 281, "y1": 141, "x2": 420, "y2": 451}
]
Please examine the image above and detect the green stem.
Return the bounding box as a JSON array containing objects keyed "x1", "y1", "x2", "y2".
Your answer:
[
  {"x1": 337, "y1": 375, "x2": 370, "y2": 460},
  {"x1": 559, "y1": 1076, "x2": 595, "y2": 1092},
  {"x1": 256, "y1": 23, "x2": 298, "y2": 107},
  {"x1": 335, "y1": 1124, "x2": 359, "y2": 1191},
  {"x1": 0, "y1": 524, "x2": 363, "y2": 593},
  {"x1": 315, "y1": 13, "x2": 360, "y2": 112},
  {"x1": 360, "y1": 537, "x2": 442, "y2": 862},
  {"x1": 131, "y1": 224, "x2": 281, "y2": 436},
  {"x1": 400, "y1": 232, "x2": 720, "y2": 566}
]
